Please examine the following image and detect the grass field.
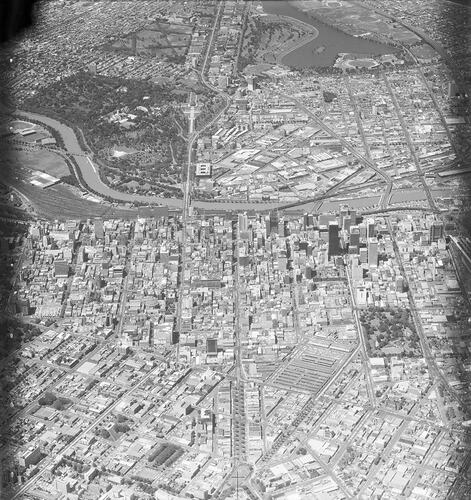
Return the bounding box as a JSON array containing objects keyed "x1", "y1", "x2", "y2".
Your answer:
[
  {"x1": 10, "y1": 120, "x2": 35, "y2": 131},
  {"x1": 109, "y1": 22, "x2": 192, "y2": 60},
  {"x1": 11, "y1": 149, "x2": 70, "y2": 178}
]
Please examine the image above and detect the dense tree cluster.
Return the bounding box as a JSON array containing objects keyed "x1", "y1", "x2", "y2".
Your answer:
[
  {"x1": 38, "y1": 392, "x2": 71, "y2": 410},
  {"x1": 23, "y1": 72, "x2": 189, "y2": 195},
  {"x1": 360, "y1": 306, "x2": 420, "y2": 356},
  {"x1": 238, "y1": 17, "x2": 307, "y2": 70}
]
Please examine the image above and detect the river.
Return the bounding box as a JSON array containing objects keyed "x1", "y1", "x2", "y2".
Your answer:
[
  {"x1": 13, "y1": 109, "x2": 453, "y2": 216},
  {"x1": 262, "y1": 0, "x2": 396, "y2": 68},
  {"x1": 13, "y1": 109, "x2": 280, "y2": 212}
]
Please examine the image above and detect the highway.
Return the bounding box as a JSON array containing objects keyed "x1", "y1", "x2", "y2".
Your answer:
[
  {"x1": 382, "y1": 74, "x2": 439, "y2": 213},
  {"x1": 175, "y1": 0, "x2": 230, "y2": 363},
  {"x1": 233, "y1": 226, "x2": 248, "y2": 383},
  {"x1": 343, "y1": 75, "x2": 393, "y2": 210},
  {"x1": 343, "y1": 76, "x2": 373, "y2": 162},
  {"x1": 227, "y1": 218, "x2": 250, "y2": 494},
  {"x1": 115, "y1": 239, "x2": 134, "y2": 341},
  {"x1": 411, "y1": 63, "x2": 459, "y2": 158},
  {"x1": 276, "y1": 166, "x2": 367, "y2": 211},
  {"x1": 232, "y1": 0, "x2": 250, "y2": 77}
]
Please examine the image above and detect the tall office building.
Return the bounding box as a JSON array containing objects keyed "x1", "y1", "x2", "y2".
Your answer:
[
  {"x1": 247, "y1": 75, "x2": 256, "y2": 92},
  {"x1": 207, "y1": 339, "x2": 218, "y2": 354},
  {"x1": 351, "y1": 256, "x2": 362, "y2": 281},
  {"x1": 54, "y1": 260, "x2": 69, "y2": 278},
  {"x1": 342, "y1": 215, "x2": 352, "y2": 232},
  {"x1": 319, "y1": 225, "x2": 329, "y2": 243},
  {"x1": 349, "y1": 209, "x2": 357, "y2": 225},
  {"x1": 328, "y1": 222, "x2": 340, "y2": 258},
  {"x1": 357, "y1": 287, "x2": 368, "y2": 307},
  {"x1": 303, "y1": 213, "x2": 314, "y2": 229},
  {"x1": 366, "y1": 218, "x2": 376, "y2": 239},
  {"x1": 303, "y1": 213, "x2": 309, "y2": 229},
  {"x1": 339, "y1": 206, "x2": 349, "y2": 229},
  {"x1": 269, "y1": 211, "x2": 279, "y2": 235},
  {"x1": 264, "y1": 215, "x2": 271, "y2": 238},
  {"x1": 318, "y1": 249, "x2": 327, "y2": 266},
  {"x1": 368, "y1": 237, "x2": 379, "y2": 267},
  {"x1": 94, "y1": 219, "x2": 104, "y2": 240},
  {"x1": 430, "y1": 221, "x2": 444, "y2": 242},
  {"x1": 350, "y1": 227, "x2": 360, "y2": 247},
  {"x1": 279, "y1": 220, "x2": 288, "y2": 238},
  {"x1": 238, "y1": 213, "x2": 248, "y2": 233}
]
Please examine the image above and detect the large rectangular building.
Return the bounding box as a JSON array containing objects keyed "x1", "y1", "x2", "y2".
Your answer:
[
  {"x1": 328, "y1": 222, "x2": 340, "y2": 259},
  {"x1": 368, "y1": 238, "x2": 378, "y2": 267}
]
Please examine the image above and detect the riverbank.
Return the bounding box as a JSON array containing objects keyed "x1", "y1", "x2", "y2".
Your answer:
[
  {"x1": 10, "y1": 109, "x2": 282, "y2": 213},
  {"x1": 262, "y1": 0, "x2": 397, "y2": 68},
  {"x1": 7, "y1": 109, "x2": 447, "y2": 218},
  {"x1": 275, "y1": 27, "x2": 319, "y2": 65}
]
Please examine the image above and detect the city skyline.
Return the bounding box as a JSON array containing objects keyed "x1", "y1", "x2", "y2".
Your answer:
[{"x1": 0, "y1": 0, "x2": 470, "y2": 499}]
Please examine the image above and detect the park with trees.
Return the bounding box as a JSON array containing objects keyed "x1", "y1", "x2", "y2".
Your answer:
[
  {"x1": 23, "y1": 72, "x2": 192, "y2": 197},
  {"x1": 360, "y1": 306, "x2": 420, "y2": 357}
]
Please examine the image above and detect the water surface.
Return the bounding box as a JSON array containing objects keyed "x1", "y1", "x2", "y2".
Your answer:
[{"x1": 262, "y1": 0, "x2": 397, "y2": 68}]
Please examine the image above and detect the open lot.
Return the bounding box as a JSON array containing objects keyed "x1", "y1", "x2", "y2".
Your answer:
[
  {"x1": 108, "y1": 22, "x2": 193, "y2": 62},
  {"x1": 10, "y1": 120, "x2": 35, "y2": 131},
  {"x1": 10, "y1": 149, "x2": 70, "y2": 178}
]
